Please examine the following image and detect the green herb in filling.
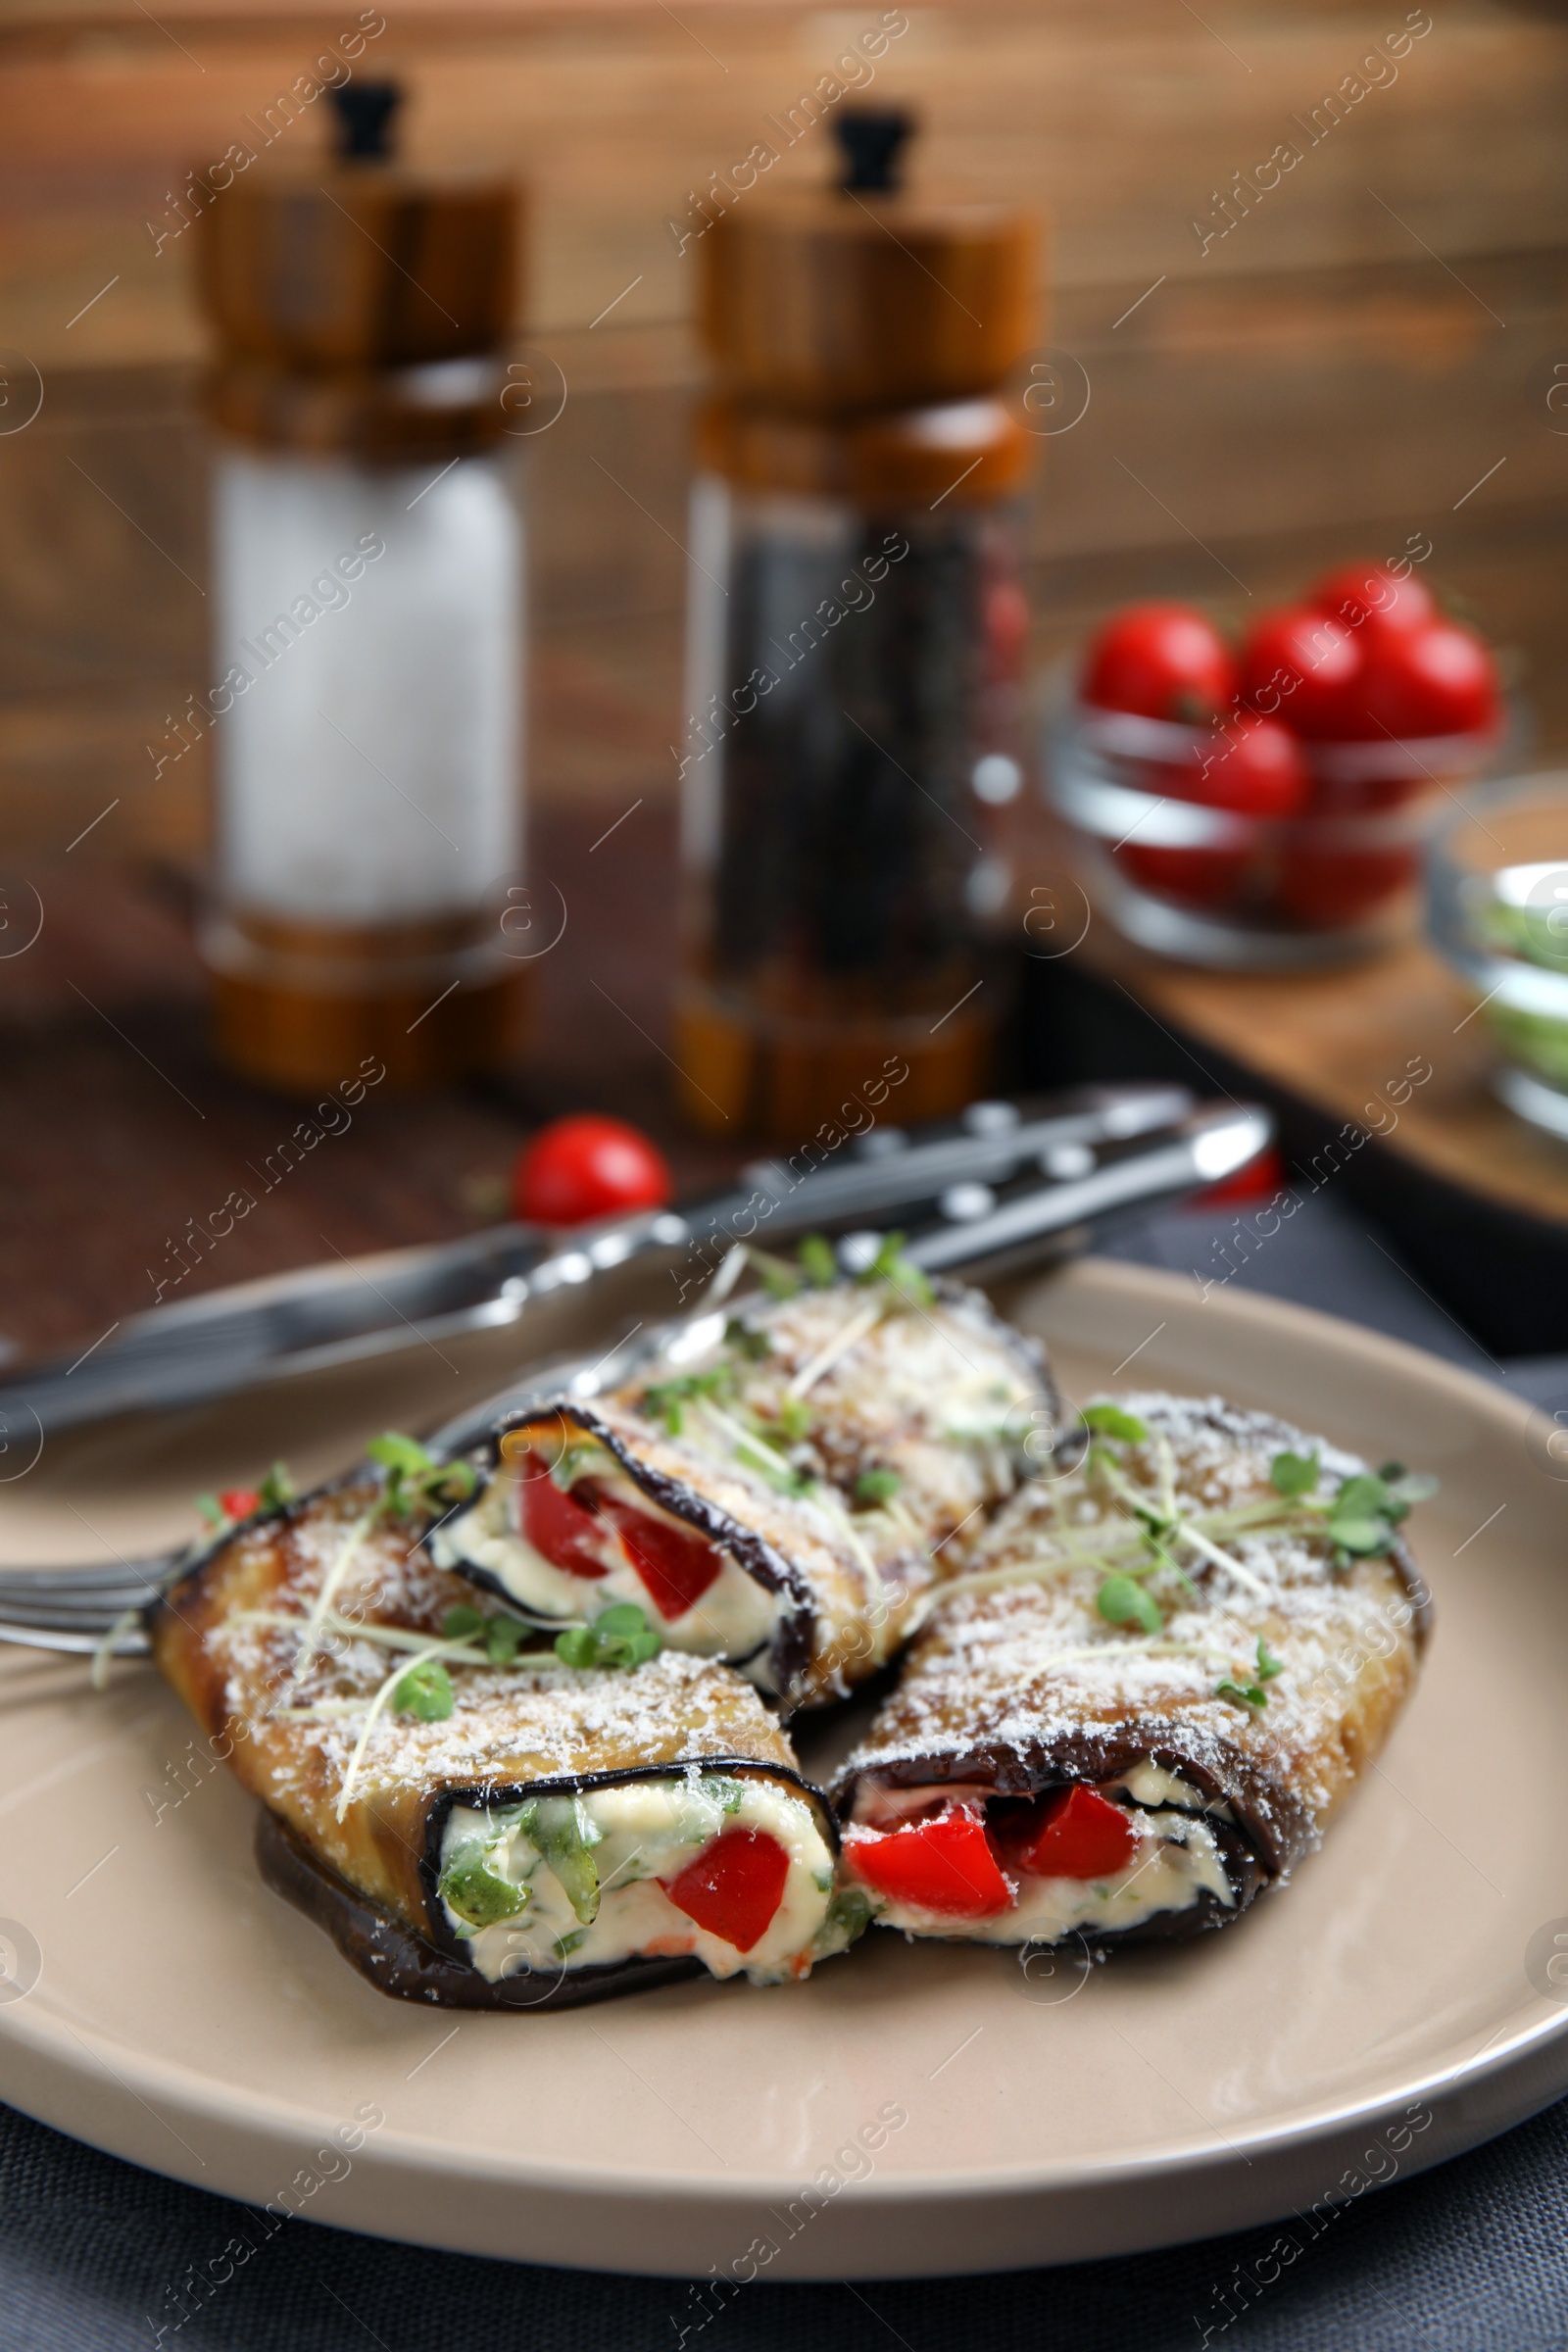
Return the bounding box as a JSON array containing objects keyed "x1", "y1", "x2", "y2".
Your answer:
[
  {"x1": 527, "y1": 1795, "x2": 604, "y2": 1925},
  {"x1": 816, "y1": 1885, "x2": 875, "y2": 1951},
  {"x1": 439, "y1": 1847, "x2": 531, "y2": 1934}
]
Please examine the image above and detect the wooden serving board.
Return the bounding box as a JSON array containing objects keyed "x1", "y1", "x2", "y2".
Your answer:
[
  {"x1": 1019, "y1": 904, "x2": 1568, "y2": 1355},
  {"x1": 1090, "y1": 921, "x2": 1568, "y2": 1231}
]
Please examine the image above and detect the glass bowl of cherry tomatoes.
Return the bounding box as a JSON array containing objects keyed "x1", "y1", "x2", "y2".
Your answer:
[
  {"x1": 1428, "y1": 775, "x2": 1568, "y2": 1141},
  {"x1": 1046, "y1": 562, "x2": 1508, "y2": 968}
]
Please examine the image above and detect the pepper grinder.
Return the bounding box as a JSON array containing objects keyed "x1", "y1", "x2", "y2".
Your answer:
[
  {"x1": 675, "y1": 109, "x2": 1039, "y2": 1141},
  {"x1": 196, "y1": 83, "x2": 527, "y2": 1091}
]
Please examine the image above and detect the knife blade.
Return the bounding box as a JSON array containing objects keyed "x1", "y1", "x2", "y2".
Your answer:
[{"x1": 0, "y1": 1082, "x2": 1206, "y2": 1435}]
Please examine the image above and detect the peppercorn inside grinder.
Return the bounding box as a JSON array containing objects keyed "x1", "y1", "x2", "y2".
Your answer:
[
  {"x1": 675, "y1": 110, "x2": 1040, "y2": 1140},
  {"x1": 196, "y1": 83, "x2": 527, "y2": 1091}
]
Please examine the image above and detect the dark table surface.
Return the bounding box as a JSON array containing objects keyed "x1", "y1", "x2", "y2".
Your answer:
[{"x1": 4, "y1": 849, "x2": 1568, "y2": 2347}]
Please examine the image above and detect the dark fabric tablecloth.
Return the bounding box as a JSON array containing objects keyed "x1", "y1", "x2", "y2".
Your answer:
[{"x1": 6, "y1": 1189, "x2": 1566, "y2": 2350}]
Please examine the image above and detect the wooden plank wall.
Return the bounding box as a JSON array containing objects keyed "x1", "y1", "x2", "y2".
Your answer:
[{"x1": 0, "y1": 0, "x2": 1564, "y2": 865}]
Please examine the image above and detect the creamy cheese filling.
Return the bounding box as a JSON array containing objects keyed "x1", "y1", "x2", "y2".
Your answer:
[
  {"x1": 429, "y1": 1451, "x2": 784, "y2": 1679},
  {"x1": 860, "y1": 1810, "x2": 1235, "y2": 1946},
  {"x1": 437, "y1": 1774, "x2": 848, "y2": 1985},
  {"x1": 1108, "y1": 1758, "x2": 1237, "y2": 1823}
]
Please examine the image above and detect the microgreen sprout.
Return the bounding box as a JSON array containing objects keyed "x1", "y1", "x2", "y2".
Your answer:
[
  {"x1": 745, "y1": 1246, "x2": 802, "y2": 1299},
  {"x1": 393, "y1": 1657, "x2": 454, "y2": 1720},
  {"x1": 1269, "y1": 1449, "x2": 1319, "y2": 1497},
  {"x1": 724, "y1": 1316, "x2": 771, "y2": 1361},
  {"x1": 854, "y1": 1467, "x2": 903, "y2": 1508},
  {"x1": 258, "y1": 1460, "x2": 295, "y2": 1510},
  {"x1": 858, "y1": 1231, "x2": 936, "y2": 1308},
  {"x1": 367, "y1": 1432, "x2": 477, "y2": 1521},
  {"x1": 193, "y1": 1460, "x2": 294, "y2": 1535},
  {"x1": 798, "y1": 1234, "x2": 839, "y2": 1288},
  {"x1": 441, "y1": 1604, "x2": 532, "y2": 1664},
  {"x1": 641, "y1": 1367, "x2": 731, "y2": 1438},
  {"x1": 1323, "y1": 1472, "x2": 1409, "y2": 1561},
  {"x1": 1216, "y1": 1635, "x2": 1285, "y2": 1709},
  {"x1": 1080, "y1": 1403, "x2": 1151, "y2": 1446},
  {"x1": 1097, "y1": 1572, "x2": 1163, "y2": 1636},
  {"x1": 772, "y1": 1394, "x2": 812, "y2": 1445},
  {"x1": 554, "y1": 1602, "x2": 662, "y2": 1672}
]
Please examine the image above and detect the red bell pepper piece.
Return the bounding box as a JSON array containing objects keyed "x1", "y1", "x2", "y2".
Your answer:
[
  {"x1": 517, "y1": 1458, "x2": 611, "y2": 1579},
  {"x1": 1005, "y1": 1786, "x2": 1136, "y2": 1881},
  {"x1": 662, "y1": 1828, "x2": 790, "y2": 1951},
  {"x1": 845, "y1": 1811, "x2": 1013, "y2": 1918},
  {"x1": 600, "y1": 1500, "x2": 726, "y2": 1620}
]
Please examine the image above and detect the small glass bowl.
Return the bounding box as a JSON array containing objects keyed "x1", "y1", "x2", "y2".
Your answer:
[
  {"x1": 1045, "y1": 686, "x2": 1503, "y2": 971},
  {"x1": 1428, "y1": 772, "x2": 1568, "y2": 1139}
]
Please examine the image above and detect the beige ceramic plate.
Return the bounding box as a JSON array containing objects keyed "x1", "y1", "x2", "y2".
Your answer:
[{"x1": 0, "y1": 1257, "x2": 1564, "y2": 2279}]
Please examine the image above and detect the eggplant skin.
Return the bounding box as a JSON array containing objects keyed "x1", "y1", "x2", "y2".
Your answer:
[{"x1": 256, "y1": 1809, "x2": 707, "y2": 2012}]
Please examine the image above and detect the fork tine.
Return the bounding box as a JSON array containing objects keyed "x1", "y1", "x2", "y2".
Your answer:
[
  {"x1": 0, "y1": 1551, "x2": 183, "y2": 1593},
  {"x1": 0, "y1": 1619, "x2": 151, "y2": 1656},
  {"x1": 0, "y1": 1591, "x2": 158, "y2": 1626}
]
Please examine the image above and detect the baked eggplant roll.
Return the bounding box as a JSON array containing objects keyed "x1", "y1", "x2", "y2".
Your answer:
[
  {"x1": 430, "y1": 1266, "x2": 1054, "y2": 1710},
  {"x1": 152, "y1": 1471, "x2": 854, "y2": 2008},
  {"x1": 833, "y1": 1394, "x2": 1433, "y2": 1949}
]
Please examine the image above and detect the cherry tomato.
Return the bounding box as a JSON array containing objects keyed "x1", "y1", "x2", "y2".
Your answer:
[
  {"x1": 1174, "y1": 713, "x2": 1308, "y2": 817},
  {"x1": 662, "y1": 1828, "x2": 790, "y2": 1951},
  {"x1": 512, "y1": 1115, "x2": 672, "y2": 1228},
  {"x1": 515, "y1": 1458, "x2": 611, "y2": 1580},
  {"x1": 219, "y1": 1487, "x2": 260, "y2": 1522},
  {"x1": 1273, "y1": 846, "x2": 1418, "y2": 929},
  {"x1": 600, "y1": 1500, "x2": 726, "y2": 1621},
  {"x1": 1115, "y1": 714, "x2": 1307, "y2": 911},
  {"x1": 1239, "y1": 607, "x2": 1360, "y2": 739},
  {"x1": 1338, "y1": 619, "x2": 1500, "y2": 743},
  {"x1": 1115, "y1": 844, "x2": 1251, "y2": 908},
  {"x1": 1200, "y1": 1144, "x2": 1288, "y2": 1206},
  {"x1": 995, "y1": 1786, "x2": 1136, "y2": 1880},
  {"x1": 845, "y1": 1810, "x2": 1013, "y2": 1918},
  {"x1": 1311, "y1": 561, "x2": 1434, "y2": 645},
  {"x1": 1082, "y1": 604, "x2": 1238, "y2": 725}
]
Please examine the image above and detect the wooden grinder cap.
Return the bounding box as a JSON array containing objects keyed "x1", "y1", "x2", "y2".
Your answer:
[
  {"x1": 198, "y1": 83, "x2": 517, "y2": 372},
  {"x1": 700, "y1": 109, "x2": 1037, "y2": 414}
]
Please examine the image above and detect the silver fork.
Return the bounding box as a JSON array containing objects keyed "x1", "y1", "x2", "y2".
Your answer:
[{"x1": 0, "y1": 1101, "x2": 1268, "y2": 1660}]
